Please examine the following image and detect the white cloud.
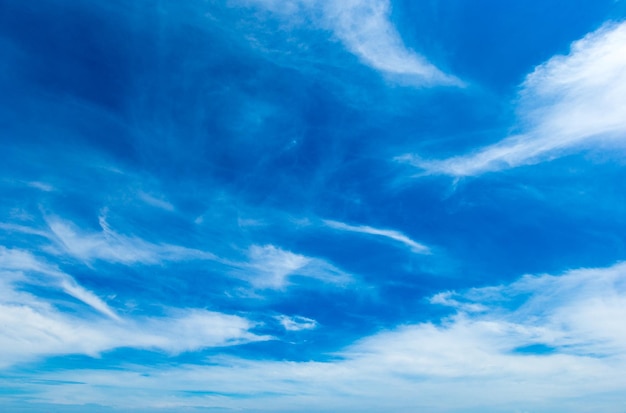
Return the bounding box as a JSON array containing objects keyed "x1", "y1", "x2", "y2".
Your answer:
[
  {"x1": 0, "y1": 300, "x2": 266, "y2": 368},
  {"x1": 320, "y1": 0, "x2": 460, "y2": 85},
  {"x1": 26, "y1": 181, "x2": 55, "y2": 192},
  {"x1": 242, "y1": 244, "x2": 352, "y2": 289},
  {"x1": 46, "y1": 215, "x2": 216, "y2": 265},
  {"x1": 245, "y1": 244, "x2": 310, "y2": 289},
  {"x1": 323, "y1": 219, "x2": 430, "y2": 254},
  {"x1": 128, "y1": 309, "x2": 267, "y2": 353},
  {"x1": 2, "y1": 212, "x2": 219, "y2": 266},
  {"x1": 239, "y1": 0, "x2": 460, "y2": 86},
  {"x1": 137, "y1": 191, "x2": 175, "y2": 211},
  {"x1": 0, "y1": 248, "x2": 268, "y2": 368},
  {"x1": 429, "y1": 290, "x2": 487, "y2": 313},
  {"x1": 276, "y1": 314, "x2": 318, "y2": 331},
  {"x1": 15, "y1": 262, "x2": 626, "y2": 411},
  {"x1": 0, "y1": 246, "x2": 119, "y2": 320},
  {"x1": 400, "y1": 21, "x2": 626, "y2": 176},
  {"x1": 0, "y1": 222, "x2": 50, "y2": 237}
]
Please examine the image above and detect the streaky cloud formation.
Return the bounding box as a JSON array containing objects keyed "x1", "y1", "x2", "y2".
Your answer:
[
  {"x1": 0, "y1": 246, "x2": 120, "y2": 320},
  {"x1": 320, "y1": 0, "x2": 461, "y2": 85},
  {"x1": 46, "y1": 215, "x2": 216, "y2": 265},
  {"x1": 0, "y1": 300, "x2": 266, "y2": 368},
  {"x1": 10, "y1": 262, "x2": 626, "y2": 411},
  {"x1": 275, "y1": 314, "x2": 318, "y2": 331},
  {"x1": 323, "y1": 219, "x2": 430, "y2": 254},
  {"x1": 0, "y1": 247, "x2": 266, "y2": 368},
  {"x1": 240, "y1": 244, "x2": 352, "y2": 289},
  {"x1": 239, "y1": 0, "x2": 460, "y2": 86},
  {"x1": 399, "y1": 21, "x2": 626, "y2": 176}
]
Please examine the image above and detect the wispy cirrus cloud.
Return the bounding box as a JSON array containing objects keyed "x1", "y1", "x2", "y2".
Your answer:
[
  {"x1": 0, "y1": 246, "x2": 119, "y2": 320},
  {"x1": 320, "y1": 0, "x2": 461, "y2": 85},
  {"x1": 137, "y1": 190, "x2": 175, "y2": 211},
  {"x1": 399, "y1": 22, "x2": 626, "y2": 176},
  {"x1": 239, "y1": 244, "x2": 352, "y2": 289},
  {"x1": 275, "y1": 314, "x2": 318, "y2": 331},
  {"x1": 45, "y1": 215, "x2": 216, "y2": 265},
  {"x1": 239, "y1": 0, "x2": 460, "y2": 86},
  {"x1": 14, "y1": 262, "x2": 626, "y2": 411},
  {"x1": 0, "y1": 300, "x2": 266, "y2": 368},
  {"x1": 25, "y1": 181, "x2": 55, "y2": 192},
  {"x1": 323, "y1": 219, "x2": 430, "y2": 254},
  {"x1": 0, "y1": 246, "x2": 267, "y2": 368}
]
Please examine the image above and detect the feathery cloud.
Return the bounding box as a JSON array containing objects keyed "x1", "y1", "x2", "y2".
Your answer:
[
  {"x1": 0, "y1": 247, "x2": 119, "y2": 320},
  {"x1": 0, "y1": 300, "x2": 266, "y2": 368},
  {"x1": 240, "y1": 0, "x2": 460, "y2": 86},
  {"x1": 0, "y1": 247, "x2": 267, "y2": 367},
  {"x1": 46, "y1": 215, "x2": 215, "y2": 265},
  {"x1": 400, "y1": 22, "x2": 626, "y2": 176},
  {"x1": 320, "y1": 0, "x2": 460, "y2": 85},
  {"x1": 323, "y1": 219, "x2": 430, "y2": 254},
  {"x1": 276, "y1": 314, "x2": 318, "y2": 331}
]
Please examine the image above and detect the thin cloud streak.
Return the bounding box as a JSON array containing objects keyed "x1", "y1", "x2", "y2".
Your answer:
[
  {"x1": 239, "y1": 0, "x2": 460, "y2": 86},
  {"x1": 0, "y1": 247, "x2": 120, "y2": 320},
  {"x1": 323, "y1": 219, "x2": 431, "y2": 254},
  {"x1": 46, "y1": 215, "x2": 216, "y2": 265},
  {"x1": 399, "y1": 21, "x2": 626, "y2": 176},
  {"x1": 275, "y1": 314, "x2": 318, "y2": 331},
  {"x1": 0, "y1": 248, "x2": 268, "y2": 367},
  {"x1": 137, "y1": 191, "x2": 175, "y2": 211}
]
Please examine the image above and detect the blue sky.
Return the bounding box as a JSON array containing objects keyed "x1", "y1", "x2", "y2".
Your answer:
[{"x1": 1, "y1": 0, "x2": 626, "y2": 411}]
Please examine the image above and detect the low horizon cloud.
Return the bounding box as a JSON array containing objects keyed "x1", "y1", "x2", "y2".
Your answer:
[{"x1": 5, "y1": 261, "x2": 625, "y2": 411}]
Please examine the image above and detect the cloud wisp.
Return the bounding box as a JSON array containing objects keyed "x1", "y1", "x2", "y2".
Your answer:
[
  {"x1": 0, "y1": 246, "x2": 120, "y2": 320},
  {"x1": 45, "y1": 215, "x2": 216, "y2": 265},
  {"x1": 399, "y1": 22, "x2": 626, "y2": 176},
  {"x1": 240, "y1": 0, "x2": 460, "y2": 86},
  {"x1": 275, "y1": 314, "x2": 318, "y2": 331},
  {"x1": 320, "y1": 0, "x2": 460, "y2": 85},
  {"x1": 0, "y1": 300, "x2": 266, "y2": 369},
  {"x1": 0, "y1": 247, "x2": 267, "y2": 368},
  {"x1": 323, "y1": 219, "x2": 431, "y2": 254},
  {"x1": 238, "y1": 244, "x2": 352, "y2": 289}
]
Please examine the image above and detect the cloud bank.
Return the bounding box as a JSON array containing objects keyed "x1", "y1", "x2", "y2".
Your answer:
[
  {"x1": 10, "y1": 262, "x2": 626, "y2": 411},
  {"x1": 0, "y1": 246, "x2": 266, "y2": 368}
]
